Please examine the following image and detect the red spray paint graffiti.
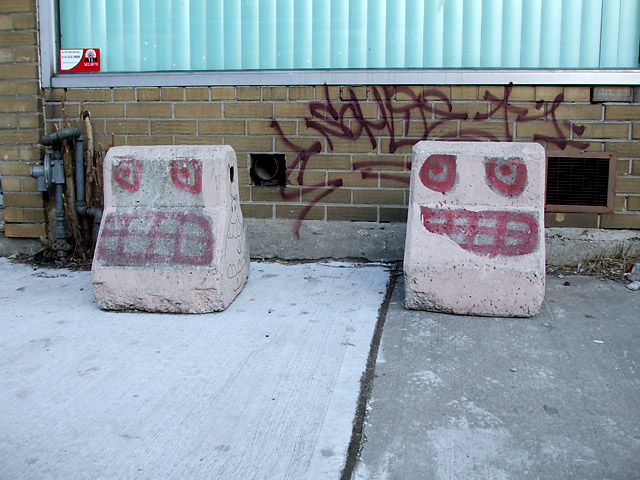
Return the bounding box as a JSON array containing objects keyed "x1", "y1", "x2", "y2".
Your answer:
[
  {"x1": 269, "y1": 83, "x2": 588, "y2": 238},
  {"x1": 113, "y1": 158, "x2": 142, "y2": 193},
  {"x1": 96, "y1": 211, "x2": 214, "y2": 266},
  {"x1": 420, "y1": 206, "x2": 539, "y2": 257}
]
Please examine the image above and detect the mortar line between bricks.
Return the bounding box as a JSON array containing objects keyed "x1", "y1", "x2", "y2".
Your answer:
[{"x1": 340, "y1": 263, "x2": 400, "y2": 480}]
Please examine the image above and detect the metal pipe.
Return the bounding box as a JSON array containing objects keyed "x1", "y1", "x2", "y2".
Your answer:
[
  {"x1": 40, "y1": 126, "x2": 82, "y2": 146},
  {"x1": 74, "y1": 135, "x2": 103, "y2": 241}
]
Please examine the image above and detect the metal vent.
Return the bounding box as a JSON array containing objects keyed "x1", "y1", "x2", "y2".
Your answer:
[{"x1": 546, "y1": 151, "x2": 616, "y2": 213}]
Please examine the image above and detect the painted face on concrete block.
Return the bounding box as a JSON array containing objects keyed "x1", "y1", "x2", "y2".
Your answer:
[
  {"x1": 415, "y1": 146, "x2": 542, "y2": 258},
  {"x1": 97, "y1": 156, "x2": 214, "y2": 267}
]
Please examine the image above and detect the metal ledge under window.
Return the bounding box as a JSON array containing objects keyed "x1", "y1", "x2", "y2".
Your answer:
[
  {"x1": 546, "y1": 151, "x2": 617, "y2": 214},
  {"x1": 44, "y1": 69, "x2": 640, "y2": 89}
]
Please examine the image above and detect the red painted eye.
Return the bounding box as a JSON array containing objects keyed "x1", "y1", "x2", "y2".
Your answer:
[
  {"x1": 113, "y1": 157, "x2": 142, "y2": 193},
  {"x1": 171, "y1": 159, "x2": 202, "y2": 195},
  {"x1": 484, "y1": 156, "x2": 527, "y2": 198},
  {"x1": 419, "y1": 154, "x2": 457, "y2": 194}
]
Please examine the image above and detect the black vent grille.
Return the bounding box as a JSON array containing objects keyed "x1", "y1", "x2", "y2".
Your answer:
[{"x1": 546, "y1": 154, "x2": 614, "y2": 210}]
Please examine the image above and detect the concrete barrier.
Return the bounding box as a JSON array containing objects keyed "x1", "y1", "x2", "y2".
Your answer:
[
  {"x1": 404, "y1": 141, "x2": 546, "y2": 317},
  {"x1": 93, "y1": 145, "x2": 249, "y2": 313}
]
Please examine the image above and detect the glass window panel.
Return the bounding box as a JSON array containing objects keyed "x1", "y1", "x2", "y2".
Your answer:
[{"x1": 58, "y1": 0, "x2": 640, "y2": 73}]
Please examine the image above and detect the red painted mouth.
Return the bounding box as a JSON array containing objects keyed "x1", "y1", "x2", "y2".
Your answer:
[
  {"x1": 420, "y1": 206, "x2": 539, "y2": 257},
  {"x1": 97, "y1": 211, "x2": 214, "y2": 266}
]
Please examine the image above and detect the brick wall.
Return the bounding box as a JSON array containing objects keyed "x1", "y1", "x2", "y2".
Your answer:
[
  {"x1": 0, "y1": 0, "x2": 45, "y2": 238},
  {"x1": 1, "y1": 1, "x2": 639, "y2": 241},
  {"x1": 42, "y1": 83, "x2": 640, "y2": 238}
]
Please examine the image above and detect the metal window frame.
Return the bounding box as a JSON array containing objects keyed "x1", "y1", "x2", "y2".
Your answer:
[
  {"x1": 38, "y1": 0, "x2": 640, "y2": 89},
  {"x1": 545, "y1": 151, "x2": 618, "y2": 214}
]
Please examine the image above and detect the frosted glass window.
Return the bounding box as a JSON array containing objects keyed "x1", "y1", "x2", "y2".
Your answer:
[{"x1": 58, "y1": 0, "x2": 640, "y2": 73}]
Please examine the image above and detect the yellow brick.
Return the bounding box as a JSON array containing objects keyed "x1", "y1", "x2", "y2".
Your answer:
[
  {"x1": 633, "y1": 160, "x2": 640, "y2": 175},
  {"x1": 66, "y1": 88, "x2": 89, "y2": 102},
  {"x1": 150, "y1": 120, "x2": 196, "y2": 135},
  {"x1": 137, "y1": 88, "x2": 161, "y2": 101},
  {"x1": 0, "y1": 1, "x2": 37, "y2": 14},
  {"x1": 552, "y1": 104, "x2": 603, "y2": 121},
  {"x1": 0, "y1": 14, "x2": 13, "y2": 29},
  {"x1": 15, "y1": 80, "x2": 39, "y2": 95},
  {"x1": 614, "y1": 195, "x2": 626, "y2": 211},
  {"x1": 380, "y1": 173, "x2": 411, "y2": 187},
  {"x1": 21, "y1": 176, "x2": 37, "y2": 192},
  {"x1": 516, "y1": 122, "x2": 562, "y2": 139},
  {"x1": 327, "y1": 206, "x2": 377, "y2": 221},
  {"x1": 380, "y1": 207, "x2": 408, "y2": 222},
  {"x1": 276, "y1": 205, "x2": 324, "y2": 220},
  {"x1": 106, "y1": 120, "x2": 149, "y2": 135},
  {"x1": 0, "y1": 129, "x2": 40, "y2": 143},
  {"x1": 617, "y1": 159, "x2": 631, "y2": 175},
  {"x1": 328, "y1": 171, "x2": 377, "y2": 187},
  {"x1": 615, "y1": 176, "x2": 640, "y2": 194},
  {"x1": 328, "y1": 137, "x2": 377, "y2": 154},
  {"x1": 261, "y1": 87, "x2": 287, "y2": 101},
  {"x1": 600, "y1": 213, "x2": 640, "y2": 229},
  {"x1": 18, "y1": 114, "x2": 40, "y2": 128},
  {"x1": 236, "y1": 87, "x2": 261, "y2": 101},
  {"x1": 291, "y1": 171, "x2": 325, "y2": 186},
  {"x1": 199, "y1": 120, "x2": 245, "y2": 135},
  {"x1": 1, "y1": 97, "x2": 39, "y2": 112},
  {"x1": 274, "y1": 103, "x2": 313, "y2": 118},
  {"x1": 275, "y1": 136, "x2": 324, "y2": 153},
  {"x1": 290, "y1": 86, "x2": 315, "y2": 100},
  {"x1": 605, "y1": 105, "x2": 640, "y2": 121},
  {"x1": 185, "y1": 87, "x2": 209, "y2": 101},
  {"x1": 161, "y1": 87, "x2": 184, "y2": 101},
  {"x1": 0, "y1": 64, "x2": 38, "y2": 79},
  {"x1": 536, "y1": 86, "x2": 564, "y2": 101},
  {"x1": 378, "y1": 138, "x2": 416, "y2": 154},
  {"x1": 0, "y1": 81, "x2": 17, "y2": 95},
  {"x1": 241, "y1": 203, "x2": 273, "y2": 218},
  {"x1": 633, "y1": 123, "x2": 640, "y2": 139},
  {"x1": 226, "y1": 103, "x2": 273, "y2": 118},
  {"x1": 353, "y1": 155, "x2": 405, "y2": 171},
  {"x1": 4, "y1": 223, "x2": 47, "y2": 239},
  {"x1": 0, "y1": 177, "x2": 21, "y2": 191},
  {"x1": 0, "y1": 30, "x2": 35, "y2": 46},
  {"x1": 126, "y1": 103, "x2": 172, "y2": 118},
  {"x1": 563, "y1": 86, "x2": 591, "y2": 102},
  {"x1": 301, "y1": 187, "x2": 350, "y2": 203},
  {"x1": 605, "y1": 142, "x2": 640, "y2": 158},
  {"x1": 14, "y1": 46, "x2": 37, "y2": 62},
  {"x1": 174, "y1": 103, "x2": 222, "y2": 118},
  {"x1": 2, "y1": 192, "x2": 43, "y2": 208},
  {"x1": 581, "y1": 123, "x2": 629, "y2": 139},
  {"x1": 3, "y1": 208, "x2": 24, "y2": 222},
  {"x1": 305, "y1": 154, "x2": 350, "y2": 170},
  {"x1": 23, "y1": 208, "x2": 45, "y2": 222},
  {"x1": 451, "y1": 86, "x2": 477, "y2": 100},
  {"x1": 82, "y1": 102, "x2": 124, "y2": 118},
  {"x1": 88, "y1": 88, "x2": 112, "y2": 102},
  {"x1": 252, "y1": 186, "x2": 292, "y2": 201},
  {"x1": 224, "y1": 136, "x2": 273, "y2": 152},
  {"x1": 248, "y1": 120, "x2": 294, "y2": 135},
  {"x1": 353, "y1": 189, "x2": 404, "y2": 204},
  {"x1": 422, "y1": 86, "x2": 450, "y2": 100},
  {"x1": 210, "y1": 87, "x2": 235, "y2": 100},
  {"x1": 482, "y1": 85, "x2": 535, "y2": 101},
  {"x1": 126, "y1": 136, "x2": 173, "y2": 146},
  {"x1": 628, "y1": 196, "x2": 640, "y2": 211},
  {"x1": 0, "y1": 162, "x2": 31, "y2": 176},
  {"x1": 113, "y1": 88, "x2": 135, "y2": 101},
  {"x1": 12, "y1": 13, "x2": 36, "y2": 29},
  {"x1": 174, "y1": 136, "x2": 223, "y2": 145}
]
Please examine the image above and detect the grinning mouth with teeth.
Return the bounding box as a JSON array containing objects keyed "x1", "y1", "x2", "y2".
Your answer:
[{"x1": 420, "y1": 206, "x2": 539, "y2": 257}]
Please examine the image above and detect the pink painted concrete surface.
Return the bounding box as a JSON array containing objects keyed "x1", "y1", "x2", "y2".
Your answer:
[
  {"x1": 93, "y1": 145, "x2": 249, "y2": 313},
  {"x1": 404, "y1": 141, "x2": 546, "y2": 317}
]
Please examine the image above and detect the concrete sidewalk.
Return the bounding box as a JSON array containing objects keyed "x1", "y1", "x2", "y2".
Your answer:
[
  {"x1": 1, "y1": 256, "x2": 639, "y2": 479},
  {"x1": 356, "y1": 275, "x2": 640, "y2": 480},
  {"x1": 0, "y1": 258, "x2": 389, "y2": 480}
]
